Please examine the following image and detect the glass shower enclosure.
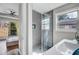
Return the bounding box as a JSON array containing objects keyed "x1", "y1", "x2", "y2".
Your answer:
[{"x1": 41, "y1": 13, "x2": 53, "y2": 52}]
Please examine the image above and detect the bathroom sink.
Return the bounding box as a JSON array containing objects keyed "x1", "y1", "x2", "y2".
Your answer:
[{"x1": 43, "y1": 39, "x2": 79, "y2": 55}]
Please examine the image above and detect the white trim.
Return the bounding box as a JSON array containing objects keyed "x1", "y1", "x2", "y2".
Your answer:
[
  {"x1": 56, "y1": 8, "x2": 79, "y2": 16},
  {"x1": 28, "y1": 3, "x2": 32, "y2": 55},
  {"x1": 19, "y1": 3, "x2": 28, "y2": 55}
]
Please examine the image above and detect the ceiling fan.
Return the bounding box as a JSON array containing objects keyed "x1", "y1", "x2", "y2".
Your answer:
[{"x1": 0, "y1": 8, "x2": 16, "y2": 16}]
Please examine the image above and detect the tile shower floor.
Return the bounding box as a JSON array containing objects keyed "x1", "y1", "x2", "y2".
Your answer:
[{"x1": 33, "y1": 45, "x2": 43, "y2": 55}]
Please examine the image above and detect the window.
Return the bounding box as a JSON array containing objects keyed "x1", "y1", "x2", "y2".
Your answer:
[
  {"x1": 56, "y1": 10, "x2": 78, "y2": 32},
  {"x1": 9, "y1": 22, "x2": 17, "y2": 36},
  {"x1": 42, "y1": 17, "x2": 50, "y2": 30}
]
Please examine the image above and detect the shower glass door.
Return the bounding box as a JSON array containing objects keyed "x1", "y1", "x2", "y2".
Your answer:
[{"x1": 41, "y1": 14, "x2": 53, "y2": 51}]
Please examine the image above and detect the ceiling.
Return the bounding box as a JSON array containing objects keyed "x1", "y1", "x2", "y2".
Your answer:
[
  {"x1": 31, "y1": 3, "x2": 66, "y2": 14},
  {"x1": 0, "y1": 3, "x2": 19, "y2": 15}
]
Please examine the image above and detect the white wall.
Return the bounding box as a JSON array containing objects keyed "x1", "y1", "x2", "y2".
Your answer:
[
  {"x1": 32, "y1": 10, "x2": 41, "y2": 48},
  {"x1": 53, "y1": 3, "x2": 79, "y2": 45}
]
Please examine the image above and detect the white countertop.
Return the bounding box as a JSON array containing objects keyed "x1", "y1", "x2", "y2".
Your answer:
[{"x1": 7, "y1": 36, "x2": 19, "y2": 42}]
